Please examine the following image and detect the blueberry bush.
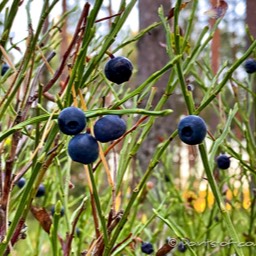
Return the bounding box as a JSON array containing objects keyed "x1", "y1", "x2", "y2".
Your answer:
[{"x1": 0, "y1": 0, "x2": 256, "y2": 255}]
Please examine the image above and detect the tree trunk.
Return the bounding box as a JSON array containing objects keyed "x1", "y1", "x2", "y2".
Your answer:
[
  {"x1": 246, "y1": 0, "x2": 256, "y2": 42},
  {"x1": 137, "y1": 0, "x2": 182, "y2": 169}
]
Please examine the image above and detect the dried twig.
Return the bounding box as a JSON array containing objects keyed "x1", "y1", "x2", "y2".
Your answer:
[{"x1": 43, "y1": 3, "x2": 90, "y2": 93}]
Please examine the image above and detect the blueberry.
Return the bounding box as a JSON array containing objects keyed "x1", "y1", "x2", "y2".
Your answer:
[
  {"x1": 36, "y1": 184, "x2": 46, "y2": 197},
  {"x1": 178, "y1": 115, "x2": 207, "y2": 145},
  {"x1": 104, "y1": 56, "x2": 133, "y2": 84},
  {"x1": 244, "y1": 58, "x2": 256, "y2": 74},
  {"x1": 16, "y1": 177, "x2": 26, "y2": 189},
  {"x1": 68, "y1": 133, "x2": 99, "y2": 164},
  {"x1": 76, "y1": 227, "x2": 81, "y2": 237},
  {"x1": 93, "y1": 115, "x2": 126, "y2": 143},
  {"x1": 50, "y1": 205, "x2": 65, "y2": 217},
  {"x1": 177, "y1": 241, "x2": 187, "y2": 253},
  {"x1": 141, "y1": 242, "x2": 154, "y2": 254},
  {"x1": 58, "y1": 107, "x2": 86, "y2": 135},
  {"x1": 216, "y1": 154, "x2": 230, "y2": 169},
  {"x1": 1, "y1": 63, "x2": 9, "y2": 76}
]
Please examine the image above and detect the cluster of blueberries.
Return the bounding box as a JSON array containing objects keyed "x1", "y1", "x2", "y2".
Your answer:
[
  {"x1": 14, "y1": 56, "x2": 132, "y2": 194},
  {"x1": 58, "y1": 106, "x2": 126, "y2": 165},
  {"x1": 15, "y1": 56, "x2": 230, "y2": 199},
  {"x1": 13, "y1": 54, "x2": 233, "y2": 247},
  {"x1": 57, "y1": 55, "x2": 132, "y2": 164}
]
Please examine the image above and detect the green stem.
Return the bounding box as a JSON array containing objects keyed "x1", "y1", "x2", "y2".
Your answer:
[
  {"x1": 50, "y1": 201, "x2": 62, "y2": 256},
  {"x1": 0, "y1": 108, "x2": 173, "y2": 142},
  {"x1": 198, "y1": 144, "x2": 245, "y2": 256},
  {"x1": 87, "y1": 164, "x2": 108, "y2": 247}
]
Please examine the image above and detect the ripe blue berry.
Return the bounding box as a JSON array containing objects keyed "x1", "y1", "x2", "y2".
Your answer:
[
  {"x1": 104, "y1": 56, "x2": 133, "y2": 84},
  {"x1": 36, "y1": 184, "x2": 46, "y2": 197},
  {"x1": 58, "y1": 107, "x2": 86, "y2": 135},
  {"x1": 141, "y1": 242, "x2": 154, "y2": 254},
  {"x1": 16, "y1": 177, "x2": 26, "y2": 189},
  {"x1": 177, "y1": 241, "x2": 187, "y2": 253},
  {"x1": 216, "y1": 154, "x2": 230, "y2": 169},
  {"x1": 93, "y1": 115, "x2": 126, "y2": 143},
  {"x1": 50, "y1": 205, "x2": 65, "y2": 217},
  {"x1": 68, "y1": 133, "x2": 99, "y2": 164},
  {"x1": 1, "y1": 63, "x2": 9, "y2": 76},
  {"x1": 76, "y1": 227, "x2": 81, "y2": 237},
  {"x1": 244, "y1": 58, "x2": 256, "y2": 74},
  {"x1": 178, "y1": 115, "x2": 207, "y2": 145}
]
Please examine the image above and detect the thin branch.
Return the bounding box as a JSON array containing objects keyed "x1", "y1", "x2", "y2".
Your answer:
[
  {"x1": 95, "y1": 11, "x2": 123, "y2": 23},
  {"x1": 43, "y1": 3, "x2": 90, "y2": 93}
]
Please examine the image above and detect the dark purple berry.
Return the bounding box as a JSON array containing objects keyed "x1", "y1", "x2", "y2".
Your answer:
[
  {"x1": 244, "y1": 58, "x2": 256, "y2": 74},
  {"x1": 68, "y1": 133, "x2": 99, "y2": 164},
  {"x1": 1, "y1": 63, "x2": 9, "y2": 76},
  {"x1": 216, "y1": 154, "x2": 230, "y2": 169},
  {"x1": 94, "y1": 115, "x2": 126, "y2": 143},
  {"x1": 141, "y1": 242, "x2": 154, "y2": 254},
  {"x1": 16, "y1": 177, "x2": 26, "y2": 189},
  {"x1": 36, "y1": 184, "x2": 46, "y2": 197},
  {"x1": 58, "y1": 107, "x2": 86, "y2": 135},
  {"x1": 104, "y1": 56, "x2": 133, "y2": 84},
  {"x1": 177, "y1": 241, "x2": 187, "y2": 253},
  {"x1": 76, "y1": 227, "x2": 81, "y2": 237},
  {"x1": 178, "y1": 115, "x2": 207, "y2": 145}
]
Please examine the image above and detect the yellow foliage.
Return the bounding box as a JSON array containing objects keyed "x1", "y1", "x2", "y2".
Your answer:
[
  {"x1": 182, "y1": 190, "x2": 197, "y2": 202},
  {"x1": 193, "y1": 198, "x2": 206, "y2": 213},
  {"x1": 242, "y1": 190, "x2": 251, "y2": 209},
  {"x1": 141, "y1": 214, "x2": 147, "y2": 224},
  {"x1": 225, "y1": 202, "x2": 232, "y2": 211},
  {"x1": 182, "y1": 188, "x2": 251, "y2": 213}
]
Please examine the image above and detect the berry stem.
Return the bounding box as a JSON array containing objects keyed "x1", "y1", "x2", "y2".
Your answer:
[
  {"x1": 198, "y1": 144, "x2": 245, "y2": 256},
  {"x1": 105, "y1": 50, "x2": 115, "y2": 59},
  {"x1": 87, "y1": 164, "x2": 108, "y2": 247}
]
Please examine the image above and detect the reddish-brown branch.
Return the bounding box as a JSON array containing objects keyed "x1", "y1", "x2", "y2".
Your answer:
[
  {"x1": 60, "y1": 200, "x2": 86, "y2": 256},
  {"x1": 0, "y1": 111, "x2": 22, "y2": 240},
  {"x1": 111, "y1": 233, "x2": 133, "y2": 254},
  {"x1": 60, "y1": 0, "x2": 68, "y2": 82},
  {"x1": 92, "y1": 210, "x2": 124, "y2": 255},
  {"x1": 43, "y1": 3, "x2": 90, "y2": 93},
  {"x1": 95, "y1": 11, "x2": 123, "y2": 23},
  {"x1": 3, "y1": 218, "x2": 26, "y2": 256}
]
